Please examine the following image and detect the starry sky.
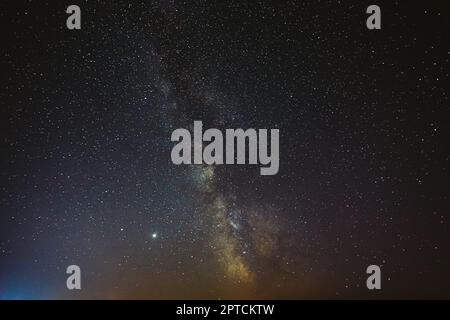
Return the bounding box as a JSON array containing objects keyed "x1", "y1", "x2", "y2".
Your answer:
[{"x1": 0, "y1": 1, "x2": 449, "y2": 299}]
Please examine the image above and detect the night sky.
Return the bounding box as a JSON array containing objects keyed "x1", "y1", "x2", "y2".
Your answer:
[{"x1": 0, "y1": 1, "x2": 449, "y2": 299}]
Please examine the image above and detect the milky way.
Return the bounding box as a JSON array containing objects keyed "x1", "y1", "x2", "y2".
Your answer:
[{"x1": 0, "y1": 1, "x2": 449, "y2": 299}]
